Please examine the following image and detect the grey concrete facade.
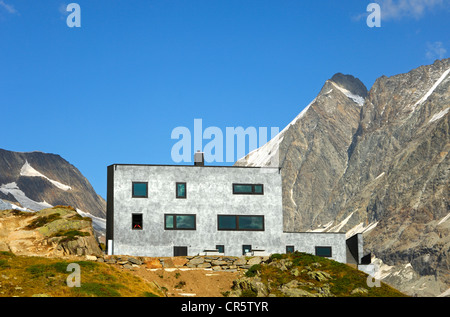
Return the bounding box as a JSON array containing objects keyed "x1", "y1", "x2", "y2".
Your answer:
[{"x1": 106, "y1": 163, "x2": 349, "y2": 263}]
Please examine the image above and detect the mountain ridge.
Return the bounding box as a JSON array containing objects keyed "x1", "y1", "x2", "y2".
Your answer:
[
  {"x1": 235, "y1": 58, "x2": 450, "y2": 296},
  {"x1": 0, "y1": 148, "x2": 106, "y2": 222}
]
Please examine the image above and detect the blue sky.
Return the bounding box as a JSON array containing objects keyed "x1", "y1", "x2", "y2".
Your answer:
[{"x1": 1, "y1": 0, "x2": 449, "y2": 199}]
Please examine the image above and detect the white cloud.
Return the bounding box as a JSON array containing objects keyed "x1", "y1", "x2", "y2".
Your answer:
[
  {"x1": 354, "y1": 0, "x2": 446, "y2": 21},
  {"x1": 379, "y1": 0, "x2": 444, "y2": 20},
  {"x1": 426, "y1": 41, "x2": 448, "y2": 60},
  {"x1": 0, "y1": 0, "x2": 17, "y2": 14}
]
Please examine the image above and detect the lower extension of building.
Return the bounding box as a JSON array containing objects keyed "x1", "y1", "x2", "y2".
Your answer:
[{"x1": 106, "y1": 153, "x2": 369, "y2": 267}]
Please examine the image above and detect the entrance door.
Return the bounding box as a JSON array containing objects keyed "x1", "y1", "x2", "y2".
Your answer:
[{"x1": 174, "y1": 246, "x2": 188, "y2": 256}]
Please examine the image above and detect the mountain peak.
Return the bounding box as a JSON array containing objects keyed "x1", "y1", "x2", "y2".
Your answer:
[{"x1": 329, "y1": 73, "x2": 368, "y2": 99}]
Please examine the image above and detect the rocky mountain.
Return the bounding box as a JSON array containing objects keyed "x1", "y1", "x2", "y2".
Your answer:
[
  {"x1": 235, "y1": 58, "x2": 450, "y2": 296},
  {"x1": 0, "y1": 149, "x2": 106, "y2": 235}
]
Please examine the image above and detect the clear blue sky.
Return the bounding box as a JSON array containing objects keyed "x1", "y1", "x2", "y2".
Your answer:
[{"x1": 1, "y1": 0, "x2": 449, "y2": 199}]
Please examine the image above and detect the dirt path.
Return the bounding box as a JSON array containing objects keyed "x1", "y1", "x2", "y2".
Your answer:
[{"x1": 124, "y1": 265, "x2": 243, "y2": 297}]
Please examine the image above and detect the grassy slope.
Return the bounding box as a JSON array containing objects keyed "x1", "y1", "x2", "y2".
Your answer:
[
  {"x1": 0, "y1": 251, "x2": 161, "y2": 297},
  {"x1": 243, "y1": 252, "x2": 407, "y2": 297}
]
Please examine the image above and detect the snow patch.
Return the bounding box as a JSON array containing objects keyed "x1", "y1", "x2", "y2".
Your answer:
[
  {"x1": 76, "y1": 208, "x2": 106, "y2": 235},
  {"x1": 437, "y1": 212, "x2": 450, "y2": 225},
  {"x1": 345, "y1": 221, "x2": 378, "y2": 238},
  {"x1": 412, "y1": 67, "x2": 450, "y2": 111},
  {"x1": 20, "y1": 160, "x2": 72, "y2": 191},
  {"x1": 285, "y1": 98, "x2": 316, "y2": 130},
  {"x1": 237, "y1": 97, "x2": 316, "y2": 166},
  {"x1": 331, "y1": 82, "x2": 365, "y2": 106},
  {"x1": 0, "y1": 182, "x2": 53, "y2": 211},
  {"x1": 428, "y1": 107, "x2": 449, "y2": 123},
  {"x1": 308, "y1": 221, "x2": 334, "y2": 232},
  {"x1": 328, "y1": 212, "x2": 354, "y2": 232}
]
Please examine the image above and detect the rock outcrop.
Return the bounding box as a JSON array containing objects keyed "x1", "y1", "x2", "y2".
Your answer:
[{"x1": 0, "y1": 206, "x2": 103, "y2": 257}]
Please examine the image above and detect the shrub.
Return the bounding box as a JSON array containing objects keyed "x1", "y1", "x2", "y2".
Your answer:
[
  {"x1": 73, "y1": 282, "x2": 123, "y2": 297},
  {"x1": 52, "y1": 230, "x2": 90, "y2": 242},
  {"x1": 25, "y1": 213, "x2": 61, "y2": 229},
  {"x1": 245, "y1": 264, "x2": 261, "y2": 277},
  {"x1": 269, "y1": 253, "x2": 283, "y2": 262},
  {"x1": 241, "y1": 289, "x2": 257, "y2": 297}
]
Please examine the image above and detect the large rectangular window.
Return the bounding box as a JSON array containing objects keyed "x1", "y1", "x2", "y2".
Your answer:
[
  {"x1": 232, "y1": 184, "x2": 264, "y2": 195},
  {"x1": 132, "y1": 182, "x2": 148, "y2": 198},
  {"x1": 176, "y1": 182, "x2": 186, "y2": 199},
  {"x1": 315, "y1": 246, "x2": 332, "y2": 258},
  {"x1": 217, "y1": 215, "x2": 264, "y2": 231},
  {"x1": 165, "y1": 214, "x2": 196, "y2": 230}
]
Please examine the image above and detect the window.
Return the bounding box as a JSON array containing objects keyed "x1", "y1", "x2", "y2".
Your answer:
[
  {"x1": 242, "y1": 245, "x2": 252, "y2": 255},
  {"x1": 315, "y1": 246, "x2": 332, "y2": 258},
  {"x1": 165, "y1": 214, "x2": 196, "y2": 230},
  {"x1": 176, "y1": 182, "x2": 186, "y2": 198},
  {"x1": 217, "y1": 215, "x2": 264, "y2": 231},
  {"x1": 132, "y1": 214, "x2": 143, "y2": 230},
  {"x1": 132, "y1": 182, "x2": 148, "y2": 198},
  {"x1": 174, "y1": 246, "x2": 188, "y2": 256},
  {"x1": 232, "y1": 183, "x2": 264, "y2": 195},
  {"x1": 216, "y1": 245, "x2": 225, "y2": 254},
  {"x1": 286, "y1": 246, "x2": 295, "y2": 253}
]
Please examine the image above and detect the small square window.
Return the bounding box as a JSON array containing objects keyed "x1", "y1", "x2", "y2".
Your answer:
[
  {"x1": 176, "y1": 182, "x2": 186, "y2": 198},
  {"x1": 132, "y1": 214, "x2": 143, "y2": 230},
  {"x1": 132, "y1": 182, "x2": 148, "y2": 198},
  {"x1": 242, "y1": 245, "x2": 252, "y2": 255},
  {"x1": 286, "y1": 246, "x2": 295, "y2": 253},
  {"x1": 216, "y1": 245, "x2": 225, "y2": 254}
]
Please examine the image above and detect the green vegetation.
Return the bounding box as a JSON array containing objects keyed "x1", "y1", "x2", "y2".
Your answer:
[
  {"x1": 0, "y1": 252, "x2": 162, "y2": 297},
  {"x1": 51, "y1": 230, "x2": 90, "y2": 242},
  {"x1": 25, "y1": 213, "x2": 61, "y2": 230},
  {"x1": 241, "y1": 252, "x2": 406, "y2": 297}
]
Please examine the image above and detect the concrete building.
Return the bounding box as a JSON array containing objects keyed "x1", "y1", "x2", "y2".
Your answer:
[{"x1": 106, "y1": 153, "x2": 365, "y2": 265}]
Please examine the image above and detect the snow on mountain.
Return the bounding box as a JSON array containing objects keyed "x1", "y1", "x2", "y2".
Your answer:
[
  {"x1": 412, "y1": 67, "x2": 450, "y2": 111},
  {"x1": 76, "y1": 208, "x2": 106, "y2": 236},
  {"x1": 429, "y1": 107, "x2": 449, "y2": 123},
  {"x1": 0, "y1": 182, "x2": 52, "y2": 211},
  {"x1": 20, "y1": 160, "x2": 72, "y2": 191},
  {"x1": 330, "y1": 81, "x2": 365, "y2": 106}
]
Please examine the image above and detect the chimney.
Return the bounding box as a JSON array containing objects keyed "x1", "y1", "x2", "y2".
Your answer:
[{"x1": 194, "y1": 150, "x2": 204, "y2": 166}]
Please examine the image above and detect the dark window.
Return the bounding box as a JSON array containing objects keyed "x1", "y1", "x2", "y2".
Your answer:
[
  {"x1": 132, "y1": 182, "x2": 148, "y2": 198},
  {"x1": 242, "y1": 245, "x2": 252, "y2": 255},
  {"x1": 174, "y1": 246, "x2": 188, "y2": 256},
  {"x1": 217, "y1": 215, "x2": 264, "y2": 231},
  {"x1": 216, "y1": 245, "x2": 225, "y2": 253},
  {"x1": 165, "y1": 214, "x2": 196, "y2": 230},
  {"x1": 238, "y1": 216, "x2": 264, "y2": 230},
  {"x1": 315, "y1": 246, "x2": 332, "y2": 258},
  {"x1": 217, "y1": 215, "x2": 237, "y2": 230},
  {"x1": 176, "y1": 182, "x2": 186, "y2": 198},
  {"x1": 286, "y1": 246, "x2": 295, "y2": 253},
  {"x1": 132, "y1": 214, "x2": 143, "y2": 230},
  {"x1": 232, "y1": 183, "x2": 264, "y2": 195}
]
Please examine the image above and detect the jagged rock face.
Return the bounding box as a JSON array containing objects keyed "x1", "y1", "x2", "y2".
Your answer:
[
  {"x1": 0, "y1": 149, "x2": 106, "y2": 218},
  {"x1": 236, "y1": 73, "x2": 366, "y2": 231},
  {"x1": 331, "y1": 58, "x2": 450, "y2": 296},
  {"x1": 235, "y1": 58, "x2": 450, "y2": 296}
]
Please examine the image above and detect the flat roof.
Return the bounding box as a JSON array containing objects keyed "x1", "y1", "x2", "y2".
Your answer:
[{"x1": 108, "y1": 163, "x2": 280, "y2": 169}]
